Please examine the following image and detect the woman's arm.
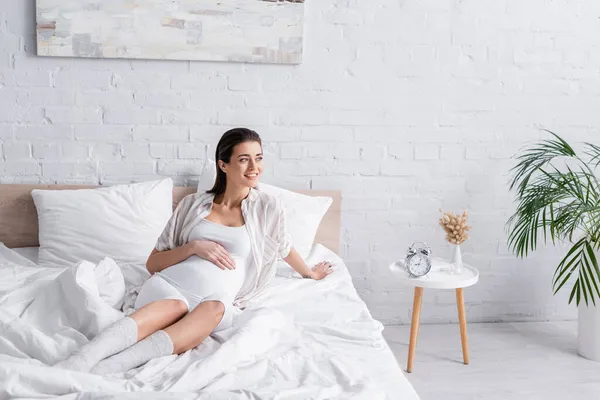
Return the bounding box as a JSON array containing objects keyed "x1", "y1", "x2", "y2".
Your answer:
[
  {"x1": 146, "y1": 240, "x2": 236, "y2": 274},
  {"x1": 146, "y1": 243, "x2": 196, "y2": 275},
  {"x1": 283, "y1": 247, "x2": 332, "y2": 280}
]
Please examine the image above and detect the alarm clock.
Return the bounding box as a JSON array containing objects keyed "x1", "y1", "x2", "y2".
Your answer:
[{"x1": 405, "y1": 242, "x2": 432, "y2": 277}]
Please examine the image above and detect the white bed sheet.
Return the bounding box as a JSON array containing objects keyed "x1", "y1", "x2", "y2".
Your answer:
[
  {"x1": 0, "y1": 243, "x2": 419, "y2": 399},
  {"x1": 10, "y1": 246, "x2": 39, "y2": 264}
]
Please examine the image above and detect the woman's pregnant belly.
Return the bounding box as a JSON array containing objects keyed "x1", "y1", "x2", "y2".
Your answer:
[{"x1": 158, "y1": 255, "x2": 246, "y2": 301}]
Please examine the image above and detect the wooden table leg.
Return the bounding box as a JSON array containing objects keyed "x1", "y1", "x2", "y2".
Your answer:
[
  {"x1": 407, "y1": 286, "x2": 424, "y2": 373},
  {"x1": 456, "y1": 288, "x2": 470, "y2": 365}
]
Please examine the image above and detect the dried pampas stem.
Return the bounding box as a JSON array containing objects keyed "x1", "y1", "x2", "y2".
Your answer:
[{"x1": 439, "y1": 209, "x2": 471, "y2": 245}]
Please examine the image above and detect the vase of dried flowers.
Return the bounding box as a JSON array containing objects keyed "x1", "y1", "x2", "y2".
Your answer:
[{"x1": 439, "y1": 209, "x2": 471, "y2": 274}]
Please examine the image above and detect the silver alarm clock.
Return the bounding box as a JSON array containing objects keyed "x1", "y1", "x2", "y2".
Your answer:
[{"x1": 405, "y1": 242, "x2": 432, "y2": 277}]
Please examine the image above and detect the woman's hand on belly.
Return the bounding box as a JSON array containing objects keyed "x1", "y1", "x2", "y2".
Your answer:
[{"x1": 190, "y1": 240, "x2": 236, "y2": 270}]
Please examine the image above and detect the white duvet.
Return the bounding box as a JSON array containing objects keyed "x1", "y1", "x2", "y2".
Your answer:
[{"x1": 0, "y1": 243, "x2": 419, "y2": 400}]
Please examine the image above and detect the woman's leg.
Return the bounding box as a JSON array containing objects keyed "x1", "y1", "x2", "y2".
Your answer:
[
  {"x1": 165, "y1": 300, "x2": 225, "y2": 354},
  {"x1": 90, "y1": 300, "x2": 225, "y2": 375},
  {"x1": 54, "y1": 299, "x2": 188, "y2": 372},
  {"x1": 54, "y1": 316, "x2": 138, "y2": 372},
  {"x1": 55, "y1": 275, "x2": 189, "y2": 372},
  {"x1": 130, "y1": 298, "x2": 189, "y2": 340},
  {"x1": 130, "y1": 274, "x2": 191, "y2": 340}
]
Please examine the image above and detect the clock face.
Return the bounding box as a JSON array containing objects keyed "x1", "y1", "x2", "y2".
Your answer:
[{"x1": 407, "y1": 253, "x2": 431, "y2": 277}]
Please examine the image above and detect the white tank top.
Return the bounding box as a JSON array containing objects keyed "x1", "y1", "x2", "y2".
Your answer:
[{"x1": 158, "y1": 219, "x2": 254, "y2": 302}]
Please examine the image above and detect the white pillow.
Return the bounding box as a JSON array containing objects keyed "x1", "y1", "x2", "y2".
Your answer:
[
  {"x1": 32, "y1": 179, "x2": 173, "y2": 269},
  {"x1": 258, "y1": 182, "x2": 332, "y2": 259},
  {"x1": 197, "y1": 160, "x2": 216, "y2": 193}
]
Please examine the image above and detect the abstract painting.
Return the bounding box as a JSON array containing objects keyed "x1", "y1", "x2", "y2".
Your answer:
[{"x1": 36, "y1": 0, "x2": 305, "y2": 64}]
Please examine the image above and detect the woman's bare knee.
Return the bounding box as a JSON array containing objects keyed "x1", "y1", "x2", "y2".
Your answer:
[
  {"x1": 169, "y1": 299, "x2": 189, "y2": 316},
  {"x1": 160, "y1": 299, "x2": 189, "y2": 328},
  {"x1": 166, "y1": 301, "x2": 226, "y2": 354},
  {"x1": 206, "y1": 301, "x2": 225, "y2": 324},
  {"x1": 131, "y1": 299, "x2": 189, "y2": 340}
]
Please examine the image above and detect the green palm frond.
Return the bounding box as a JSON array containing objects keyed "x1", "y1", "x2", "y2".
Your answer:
[
  {"x1": 584, "y1": 142, "x2": 600, "y2": 169},
  {"x1": 509, "y1": 131, "x2": 577, "y2": 196},
  {"x1": 507, "y1": 132, "x2": 600, "y2": 306},
  {"x1": 552, "y1": 238, "x2": 600, "y2": 306}
]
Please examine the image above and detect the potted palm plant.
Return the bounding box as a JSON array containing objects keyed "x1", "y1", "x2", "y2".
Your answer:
[{"x1": 507, "y1": 132, "x2": 600, "y2": 361}]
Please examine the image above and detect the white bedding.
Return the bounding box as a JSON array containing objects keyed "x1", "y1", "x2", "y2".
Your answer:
[
  {"x1": 11, "y1": 247, "x2": 39, "y2": 264},
  {"x1": 0, "y1": 243, "x2": 419, "y2": 399}
]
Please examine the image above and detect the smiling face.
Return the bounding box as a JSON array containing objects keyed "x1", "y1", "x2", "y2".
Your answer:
[{"x1": 218, "y1": 140, "x2": 263, "y2": 190}]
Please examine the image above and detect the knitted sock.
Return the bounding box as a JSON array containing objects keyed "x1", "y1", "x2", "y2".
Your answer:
[
  {"x1": 54, "y1": 317, "x2": 138, "y2": 373},
  {"x1": 90, "y1": 330, "x2": 174, "y2": 375}
]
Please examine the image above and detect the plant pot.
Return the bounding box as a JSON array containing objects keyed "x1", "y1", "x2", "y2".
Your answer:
[{"x1": 578, "y1": 302, "x2": 600, "y2": 361}]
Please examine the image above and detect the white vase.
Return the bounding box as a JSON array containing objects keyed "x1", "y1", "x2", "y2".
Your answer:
[
  {"x1": 578, "y1": 302, "x2": 600, "y2": 361},
  {"x1": 451, "y1": 244, "x2": 463, "y2": 274}
]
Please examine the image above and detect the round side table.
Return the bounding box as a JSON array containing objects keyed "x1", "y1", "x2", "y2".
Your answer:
[{"x1": 389, "y1": 258, "x2": 479, "y2": 373}]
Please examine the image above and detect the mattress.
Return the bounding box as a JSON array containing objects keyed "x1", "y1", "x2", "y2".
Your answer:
[{"x1": 0, "y1": 243, "x2": 419, "y2": 399}]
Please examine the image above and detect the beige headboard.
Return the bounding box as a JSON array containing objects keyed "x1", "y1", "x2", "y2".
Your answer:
[{"x1": 0, "y1": 185, "x2": 341, "y2": 255}]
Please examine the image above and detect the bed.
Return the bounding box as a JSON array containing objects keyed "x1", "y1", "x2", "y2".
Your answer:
[{"x1": 0, "y1": 184, "x2": 419, "y2": 399}]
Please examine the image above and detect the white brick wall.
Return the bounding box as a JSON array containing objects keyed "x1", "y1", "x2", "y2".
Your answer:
[{"x1": 1, "y1": 0, "x2": 598, "y2": 325}]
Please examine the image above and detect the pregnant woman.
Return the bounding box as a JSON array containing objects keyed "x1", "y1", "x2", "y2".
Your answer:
[{"x1": 55, "y1": 128, "x2": 333, "y2": 375}]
